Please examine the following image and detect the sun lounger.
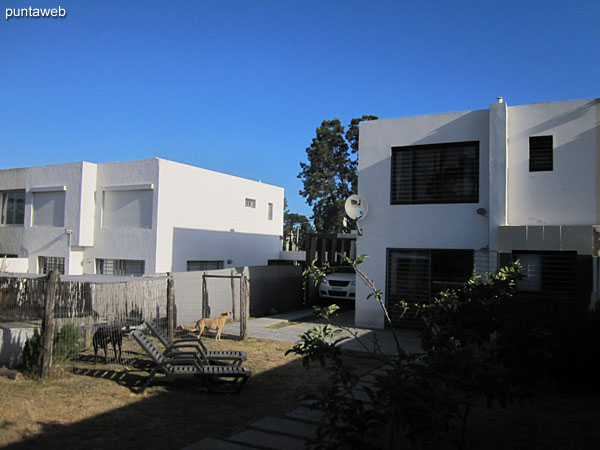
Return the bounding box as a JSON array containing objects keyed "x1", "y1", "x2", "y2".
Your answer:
[
  {"x1": 131, "y1": 329, "x2": 251, "y2": 393},
  {"x1": 145, "y1": 320, "x2": 247, "y2": 365}
]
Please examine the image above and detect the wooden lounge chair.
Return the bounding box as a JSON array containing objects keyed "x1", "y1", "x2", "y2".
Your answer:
[
  {"x1": 131, "y1": 329, "x2": 251, "y2": 393},
  {"x1": 145, "y1": 320, "x2": 247, "y2": 365}
]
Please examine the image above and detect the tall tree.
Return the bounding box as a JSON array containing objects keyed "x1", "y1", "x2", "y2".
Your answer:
[
  {"x1": 283, "y1": 199, "x2": 314, "y2": 250},
  {"x1": 298, "y1": 115, "x2": 377, "y2": 233}
]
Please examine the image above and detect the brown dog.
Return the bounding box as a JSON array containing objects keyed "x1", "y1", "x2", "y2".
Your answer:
[{"x1": 195, "y1": 312, "x2": 231, "y2": 340}]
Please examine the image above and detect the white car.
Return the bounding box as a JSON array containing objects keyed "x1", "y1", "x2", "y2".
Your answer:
[{"x1": 319, "y1": 267, "x2": 356, "y2": 301}]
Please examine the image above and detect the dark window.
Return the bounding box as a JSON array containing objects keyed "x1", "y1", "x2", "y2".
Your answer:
[
  {"x1": 391, "y1": 141, "x2": 479, "y2": 205},
  {"x1": 96, "y1": 259, "x2": 145, "y2": 276},
  {"x1": 38, "y1": 256, "x2": 65, "y2": 275},
  {"x1": 529, "y1": 136, "x2": 553, "y2": 172},
  {"x1": 186, "y1": 260, "x2": 224, "y2": 271},
  {"x1": 512, "y1": 251, "x2": 576, "y2": 294},
  {"x1": 386, "y1": 249, "x2": 474, "y2": 326},
  {"x1": 1, "y1": 190, "x2": 25, "y2": 225}
]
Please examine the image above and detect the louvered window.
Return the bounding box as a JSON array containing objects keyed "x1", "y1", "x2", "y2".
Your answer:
[
  {"x1": 386, "y1": 249, "x2": 474, "y2": 327},
  {"x1": 187, "y1": 260, "x2": 224, "y2": 271},
  {"x1": 96, "y1": 259, "x2": 145, "y2": 276},
  {"x1": 529, "y1": 136, "x2": 553, "y2": 172},
  {"x1": 513, "y1": 251, "x2": 576, "y2": 294},
  {"x1": 391, "y1": 141, "x2": 479, "y2": 204},
  {"x1": 38, "y1": 256, "x2": 65, "y2": 275}
]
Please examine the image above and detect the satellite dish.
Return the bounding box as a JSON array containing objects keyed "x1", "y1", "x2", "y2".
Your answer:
[{"x1": 345, "y1": 195, "x2": 368, "y2": 220}]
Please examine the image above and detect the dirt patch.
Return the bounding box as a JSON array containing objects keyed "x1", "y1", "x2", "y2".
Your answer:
[{"x1": 0, "y1": 336, "x2": 380, "y2": 450}]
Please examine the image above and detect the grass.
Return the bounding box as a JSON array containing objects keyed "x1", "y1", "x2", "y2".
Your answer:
[
  {"x1": 0, "y1": 335, "x2": 380, "y2": 450},
  {"x1": 2, "y1": 333, "x2": 600, "y2": 450}
]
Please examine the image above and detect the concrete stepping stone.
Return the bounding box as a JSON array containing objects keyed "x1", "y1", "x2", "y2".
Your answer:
[
  {"x1": 250, "y1": 416, "x2": 317, "y2": 440},
  {"x1": 227, "y1": 429, "x2": 306, "y2": 450},
  {"x1": 285, "y1": 406, "x2": 322, "y2": 424},
  {"x1": 182, "y1": 437, "x2": 256, "y2": 449}
]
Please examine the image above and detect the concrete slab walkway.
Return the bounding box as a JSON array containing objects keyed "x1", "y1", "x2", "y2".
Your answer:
[
  {"x1": 228, "y1": 308, "x2": 423, "y2": 355},
  {"x1": 183, "y1": 309, "x2": 422, "y2": 449}
]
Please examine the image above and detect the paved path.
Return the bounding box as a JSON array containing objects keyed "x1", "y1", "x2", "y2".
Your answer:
[
  {"x1": 226, "y1": 308, "x2": 423, "y2": 355},
  {"x1": 184, "y1": 309, "x2": 422, "y2": 449}
]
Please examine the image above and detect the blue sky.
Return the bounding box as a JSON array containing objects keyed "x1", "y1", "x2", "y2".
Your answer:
[{"x1": 1, "y1": 0, "x2": 598, "y2": 219}]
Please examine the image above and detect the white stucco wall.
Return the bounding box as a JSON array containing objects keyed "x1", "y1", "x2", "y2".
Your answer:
[
  {"x1": 0, "y1": 162, "x2": 97, "y2": 273},
  {"x1": 0, "y1": 168, "x2": 26, "y2": 257},
  {"x1": 356, "y1": 109, "x2": 491, "y2": 328},
  {"x1": 155, "y1": 159, "x2": 284, "y2": 273},
  {"x1": 89, "y1": 158, "x2": 159, "y2": 274},
  {"x1": 78, "y1": 162, "x2": 97, "y2": 247},
  {"x1": 506, "y1": 99, "x2": 600, "y2": 226},
  {"x1": 355, "y1": 97, "x2": 600, "y2": 328},
  {"x1": 1, "y1": 157, "x2": 285, "y2": 275}
]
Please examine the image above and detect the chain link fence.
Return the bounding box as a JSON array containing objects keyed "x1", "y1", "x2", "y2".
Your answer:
[
  {"x1": 0, "y1": 270, "x2": 250, "y2": 375},
  {"x1": 0, "y1": 272, "x2": 167, "y2": 373}
]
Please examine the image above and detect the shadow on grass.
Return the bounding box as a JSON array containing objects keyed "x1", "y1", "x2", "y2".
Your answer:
[{"x1": 1, "y1": 339, "x2": 376, "y2": 450}]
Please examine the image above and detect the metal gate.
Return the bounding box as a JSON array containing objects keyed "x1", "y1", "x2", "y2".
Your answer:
[{"x1": 201, "y1": 274, "x2": 248, "y2": 339}]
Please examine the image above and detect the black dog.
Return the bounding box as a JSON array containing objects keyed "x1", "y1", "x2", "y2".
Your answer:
[{"x1": 93, "y1": 326, "x2": 123, "y2": 363}]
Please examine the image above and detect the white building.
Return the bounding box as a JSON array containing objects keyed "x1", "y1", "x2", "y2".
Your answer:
[
  {"x1": 356, "y1": 97, "x2": 600, "y2": 329},
  {"x1": 0, "y1": 158, "x2": 284, "y2": 275}
]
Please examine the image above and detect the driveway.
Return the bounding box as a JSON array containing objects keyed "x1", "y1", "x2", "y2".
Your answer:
[{"x1": 238, "y1": 308, "x2": 423, "y2": 356}]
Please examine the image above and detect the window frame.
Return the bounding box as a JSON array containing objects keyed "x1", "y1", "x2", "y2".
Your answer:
[
  {"x1": 390, "y1": 141, "x2": 480, "y2": 205},
  {"x1": 32, "y1": 190, "x2": 66, "y2": 227},
  {"x1": 38, "y1": 256, "x2": 65, "y2": 275},
  {"x1": 101, "y1": 188, "x2": 153, "y2": 229},
  {"x1": 386, "y1": 248, "x2": 474, "y2": 306},
  {"x1": 512, "y1": 250, "x2": 576, "y2": 295},
  {"x1": 96, "y1": 258, "x2": 145, "y2": 276},
  {"x1": 186, "y1": 260, "x2": 224, "y2": 271},
  {"x1": 529, "y1": 135, "x2": 553, "y2": 172},
  {"x1": 245, "y1": 198, "x2": 256, "y2": 209},
  {"x1": 267, "y1": 202, "x2": 273, "y2": 220},
  {"x1": 1, "y1": 190, "x2": 26, "y2": 226}
]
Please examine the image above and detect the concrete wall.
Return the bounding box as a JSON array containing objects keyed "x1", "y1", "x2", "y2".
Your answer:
[
  {"x1": 172, "y1": 265, "x2": 303, "y2": 327},
  {"x1": 1, "y1": 157, "x2": 285, "y2": 276},
  {"x1": 0, "y1": 162, "x2": 95, "y2": 274},
  {"x1": 0, "y1": 257, "x2": 29, "y2": 273},
  {"x1": 356, "y1": 109, "x2": 491, "y2": 328},
  {"x1": 356, "y1": 97, "x2": 600, "y2": 328},
  {"x1": 89, "y1": 158, "x2": 159, "y2": 274},
  {"x1": 506, "y1": 99, "x2": 600, "y2": 226},
  {"x1": 156, "y1": 159, "x2": 284, "y2": 273},
  {"x1": 247, "y1": 265, "x2": 303, "y2": 316}
]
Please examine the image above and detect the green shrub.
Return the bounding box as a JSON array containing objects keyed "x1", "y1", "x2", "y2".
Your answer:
[
  {"x1": 53, "y1": 323, "x2": 83, "y2": 363},
  {"x1": 20, "y1": 328, "x2": 43, "y2": 376},
  {"x1": 19, "y1": 323, "x2": 83, "y2": 376}
]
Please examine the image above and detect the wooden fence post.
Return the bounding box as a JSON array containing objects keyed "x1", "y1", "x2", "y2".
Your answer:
[
  {"x1": 42, "y1": 270, "x2": 60, "y2": 379},
  {"x1": 202, "y1": 275, "x2": 209, "y2": 318},
  {"x1": 230, "y1": 270, "x2": 237, "y2": 320},
  {"x1": 241, "y1": 276, "x2": 248, "y2": 339},
  {"x1": 167, "y1": 273, "x2": 175, "y2": 341}
]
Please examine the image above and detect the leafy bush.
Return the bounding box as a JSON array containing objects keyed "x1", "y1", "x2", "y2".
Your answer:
[
  {"x1": 20, "y1": 328, "x2": 43, "y2": 376},
  {"x1": 19, "y1": 323, "x2": 83, "y2": 376},
  {"x1": 53, "y1": 323, "x2": 84, "y2": 363},
  {"x1": 291, "y1": 257, "x2": 541, "y2": 449},
  {"x1": 419, "y1": 263, "x2": 524, "y2": 352}
]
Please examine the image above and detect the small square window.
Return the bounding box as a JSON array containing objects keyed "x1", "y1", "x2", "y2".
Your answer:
[
  {"x1": 529, "y1": 136, "x2": 553, "y2": 172},
  {"x1": 245, "y1": 198, "x2": 256, "y2": 208}
]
